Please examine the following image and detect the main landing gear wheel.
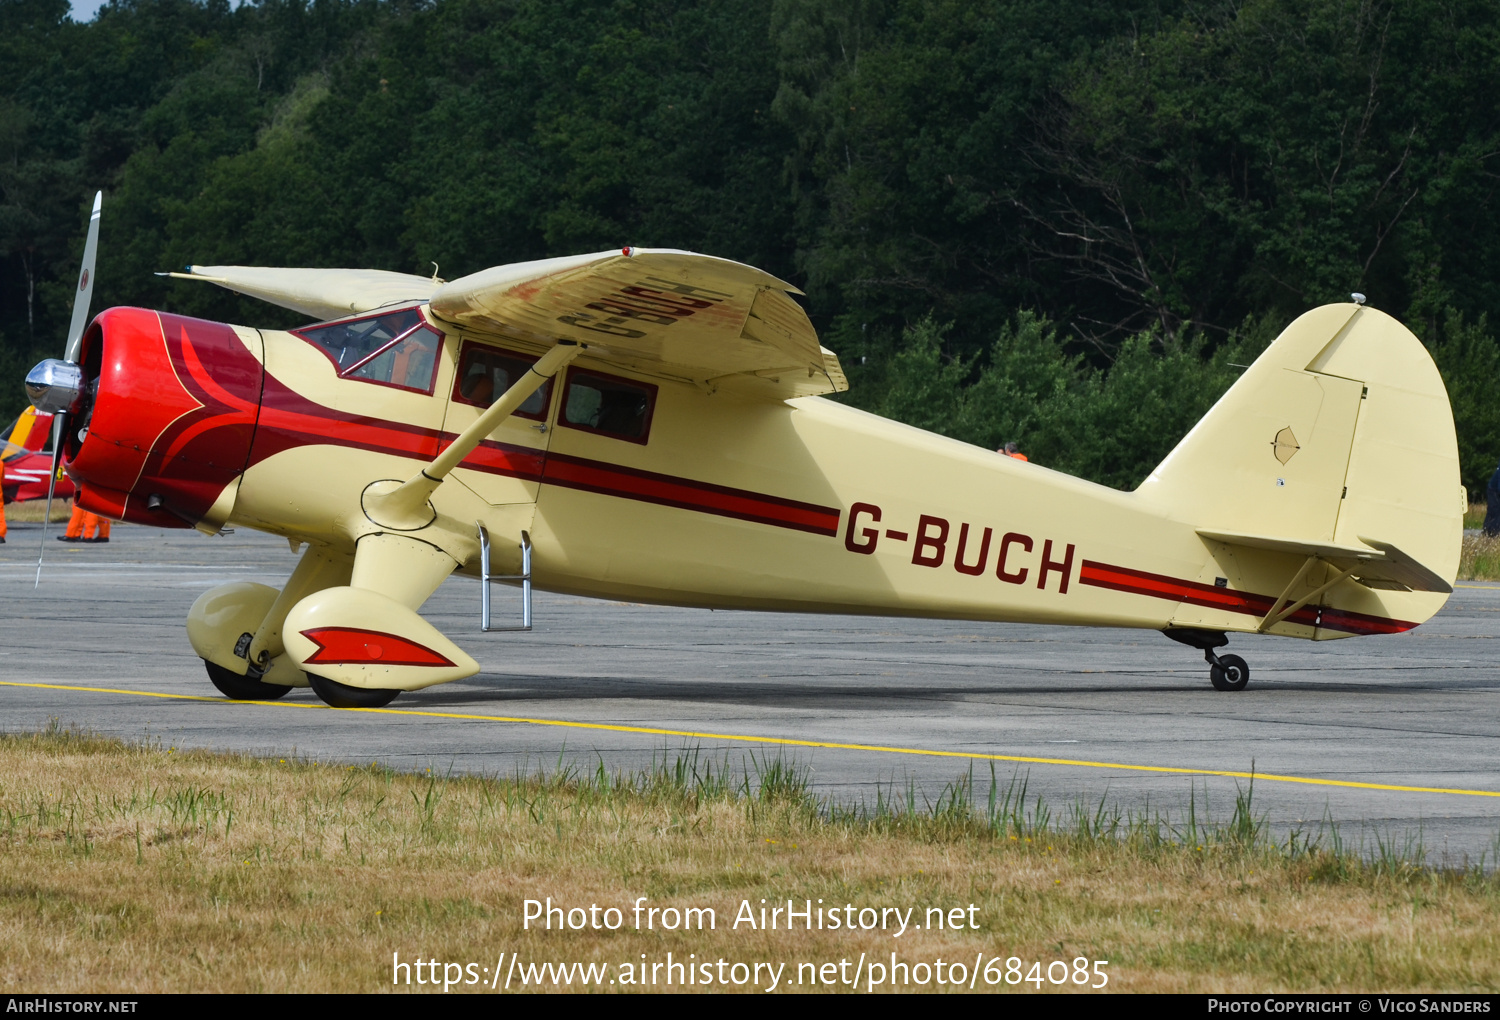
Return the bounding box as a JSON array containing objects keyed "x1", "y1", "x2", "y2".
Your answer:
[
  {"x1": 1209, "y1": 653, "x2": 1250, "y2": 692},
  {"x1": 307, "y1": 673, "x2": 401, "y2": 709},
  {"x1": 204, "y1": 659, "x2": 293, "y2": 701}
]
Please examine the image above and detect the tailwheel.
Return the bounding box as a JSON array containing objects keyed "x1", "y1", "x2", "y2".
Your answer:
[
  {"x1": 1209, "y1": 653, "x2": 1250, "y2": 692},
  {"x1": 204, "y1": 659, "x2": 293, "y2": 701},
  {"x1": 1163, "y1": 628, "x2": 1250, "y2": 692},
  {"x1": 307, "y1": 673, "x2": 401, "y2": 709}
]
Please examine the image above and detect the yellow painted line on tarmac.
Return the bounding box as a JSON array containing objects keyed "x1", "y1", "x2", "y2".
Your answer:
[{"x1": 6, "y1": 679, "x2": 1500, "y2": 799}]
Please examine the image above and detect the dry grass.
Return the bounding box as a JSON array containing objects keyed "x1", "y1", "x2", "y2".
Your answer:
[
  {"x1": 1460, "y1": 505, "x2": 1500, "y2": 580},
  {"x1": 1460, "y1": 533, "x2": 1500, "y2": 581},
  {"x1": 4, "y1": 497, "x2": 73, "y2": 523},
  {"x1": 1445, "y1": 504, "x2": 1498, "y2": 580},
  {"x1": 1, "y1": 726, "x2": 1497, "y2": 994}
]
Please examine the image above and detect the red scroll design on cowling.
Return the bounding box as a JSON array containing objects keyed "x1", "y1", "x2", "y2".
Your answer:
[{"x1": 69, "y1": 308, "x2": 263, "y2": 527}]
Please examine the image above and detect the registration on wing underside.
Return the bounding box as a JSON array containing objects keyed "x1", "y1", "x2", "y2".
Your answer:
[{"x1": 427, "y1": 248, "x2": 847, "y2": 399}]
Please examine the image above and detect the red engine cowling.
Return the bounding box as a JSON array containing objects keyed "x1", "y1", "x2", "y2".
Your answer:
[{"x1": 66, "y1": 307, "x2": 263, "y2": 528}]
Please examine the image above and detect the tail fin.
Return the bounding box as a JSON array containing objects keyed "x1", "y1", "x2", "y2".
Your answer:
[
  {"x1": 2, "y1": 406, "x2": 49, "y2": 460},
  {"x1": 1139, "y1": 303, "x2": 1461, "y2": 629}
]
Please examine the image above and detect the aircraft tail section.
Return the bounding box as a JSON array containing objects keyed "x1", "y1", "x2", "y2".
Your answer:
[
  {"x1": 3, "y1": 406, "x2": 49, "y2": 458},
  {"x1": 1137, "y1": 303, "x2": 1461, "y2": 636}
]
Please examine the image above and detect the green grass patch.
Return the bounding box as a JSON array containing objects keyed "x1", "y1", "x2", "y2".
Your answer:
[{"x1": 1, "y1": 723, "x2": 1498, "y2": 992}]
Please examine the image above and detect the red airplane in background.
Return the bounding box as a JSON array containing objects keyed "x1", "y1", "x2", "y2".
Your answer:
[{"x1": 2, "y1": 407, "x2": 74, "y2": 505}]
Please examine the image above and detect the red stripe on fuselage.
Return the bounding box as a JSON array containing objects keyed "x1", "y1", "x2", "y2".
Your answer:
[
  {"x1": 245, "y1": 368, "x2": 836, "y2": 535},
  {"x1": 1077, "y1": 559, "x2": 1416, "y2": 636},
  {"x1": 541, "y1": 453, "x2": 841, "y2": 536}
]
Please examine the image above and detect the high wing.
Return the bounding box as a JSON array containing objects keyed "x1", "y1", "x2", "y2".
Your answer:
[
  {"x1": 167, "y1": 266, "x2": 441, "y2": 321},
  {"x1": 168, "y1": 249, "x2": 846, "y2": 399},
  {"x1": 428, "y1": 248, "x2": 847, "y2": 399}
]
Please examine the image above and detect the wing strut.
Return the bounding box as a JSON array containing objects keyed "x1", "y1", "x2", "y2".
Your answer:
[{"x1": 364, "y1": 341, "x2": 583, "y2": 529}]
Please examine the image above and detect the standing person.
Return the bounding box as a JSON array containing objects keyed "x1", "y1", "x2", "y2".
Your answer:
[
  {"x1": 1485, "y1": 459, "x2": 1500, "y2": 537},
  {"x1": 84, "y1": 512, "x2": 111, "y2": 543},
  {"x1": 1001, "y1": 441, "x2": 1029, "y2": 463},
  {"x1": 59, "y1": 495, "x2": 111, "y2": 543},
  {"x1": 59, "y1": 501, "x2": 87, "y2": 542},
  {"x1": 0, "y1": 494, "x2": 7, "y2": 544}
]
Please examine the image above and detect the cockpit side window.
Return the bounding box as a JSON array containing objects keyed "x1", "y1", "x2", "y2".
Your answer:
[
  {"x1": 450, "y1": 342, "x2": 552, "y2": 420},
  {"x1": 293, "y1": 307, "x2": 443, "y2": 394}
]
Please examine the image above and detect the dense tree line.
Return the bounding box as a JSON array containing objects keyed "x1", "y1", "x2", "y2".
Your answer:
[{"x1": 4, "y1": 0, "x2": 1500, "y2": 492}]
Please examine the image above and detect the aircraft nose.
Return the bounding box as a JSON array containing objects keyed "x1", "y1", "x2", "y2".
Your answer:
[{"x1": 66, "y1": 306, "x2": 263, "y2": 528}]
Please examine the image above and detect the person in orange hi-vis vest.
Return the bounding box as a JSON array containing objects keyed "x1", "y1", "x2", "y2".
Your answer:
[
  {"x1": 59, "y1": 492, "x2": 111, "y2": 543},
  {"x1": 1001, "y1": 441, "x2": 1029, "y2": 462},
  {"x1": 0, "y1": 493, "x2": 7, "y2": 544}
]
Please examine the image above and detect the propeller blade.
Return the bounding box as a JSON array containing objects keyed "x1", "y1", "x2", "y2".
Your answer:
[
  {"x1": 63, "y1": 191, "x2": 102, "y2": 363},
  {"x1": 33, "y1": 191, "x2": 101, "y2": 586},
  {"x1": 34, "y1": 413, "x2": 65, "y2": 589}
]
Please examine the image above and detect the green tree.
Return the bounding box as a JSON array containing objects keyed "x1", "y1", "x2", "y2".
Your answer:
[
  {"x1": 1427, "y1": 311, "x2": 1500, "y2": 496},
  {"x1": 1027, "y1": 0, "x2": 1500, "y2": 342},
  {"x1": 861, "y1": 311, "x2": 1279, "y2": 490}
]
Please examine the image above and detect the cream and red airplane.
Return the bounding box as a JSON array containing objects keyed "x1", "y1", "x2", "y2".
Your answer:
[{"x1": 24, "y1": 196, "x2": 1461, "y2": 707}]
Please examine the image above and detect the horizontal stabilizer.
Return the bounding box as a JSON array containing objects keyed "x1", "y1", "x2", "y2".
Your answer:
[
  {"x1": 1197, "y1": 529, "x2": 1452, "y2": 594},
  {"x1": 166, "y1": 266, "x2": 441, "y2": 320}
]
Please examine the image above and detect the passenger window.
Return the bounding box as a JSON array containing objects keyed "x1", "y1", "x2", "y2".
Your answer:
[
  {"x1": 293, "y1": 307, "x2": 442, "y2": 394},
  {"x1": 451, "y1": 343, "x2": 552, "y2": 420},
  {"x1": 560, "y1": 369, "x2": 656, "y2": 443}
]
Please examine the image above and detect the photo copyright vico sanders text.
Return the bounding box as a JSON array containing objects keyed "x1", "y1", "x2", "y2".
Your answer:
[
  {"x1": 1210, "y1": 1001, "x2": 1491, "y2": 1014},
  {"x1": 389, "y1": 897, "x2": 1111, "y2": 991}
]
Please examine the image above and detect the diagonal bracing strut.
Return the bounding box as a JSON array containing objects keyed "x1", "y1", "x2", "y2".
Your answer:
[{"x1": 1257, "y1": 556, "x2": 1356, "y2": 632}]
